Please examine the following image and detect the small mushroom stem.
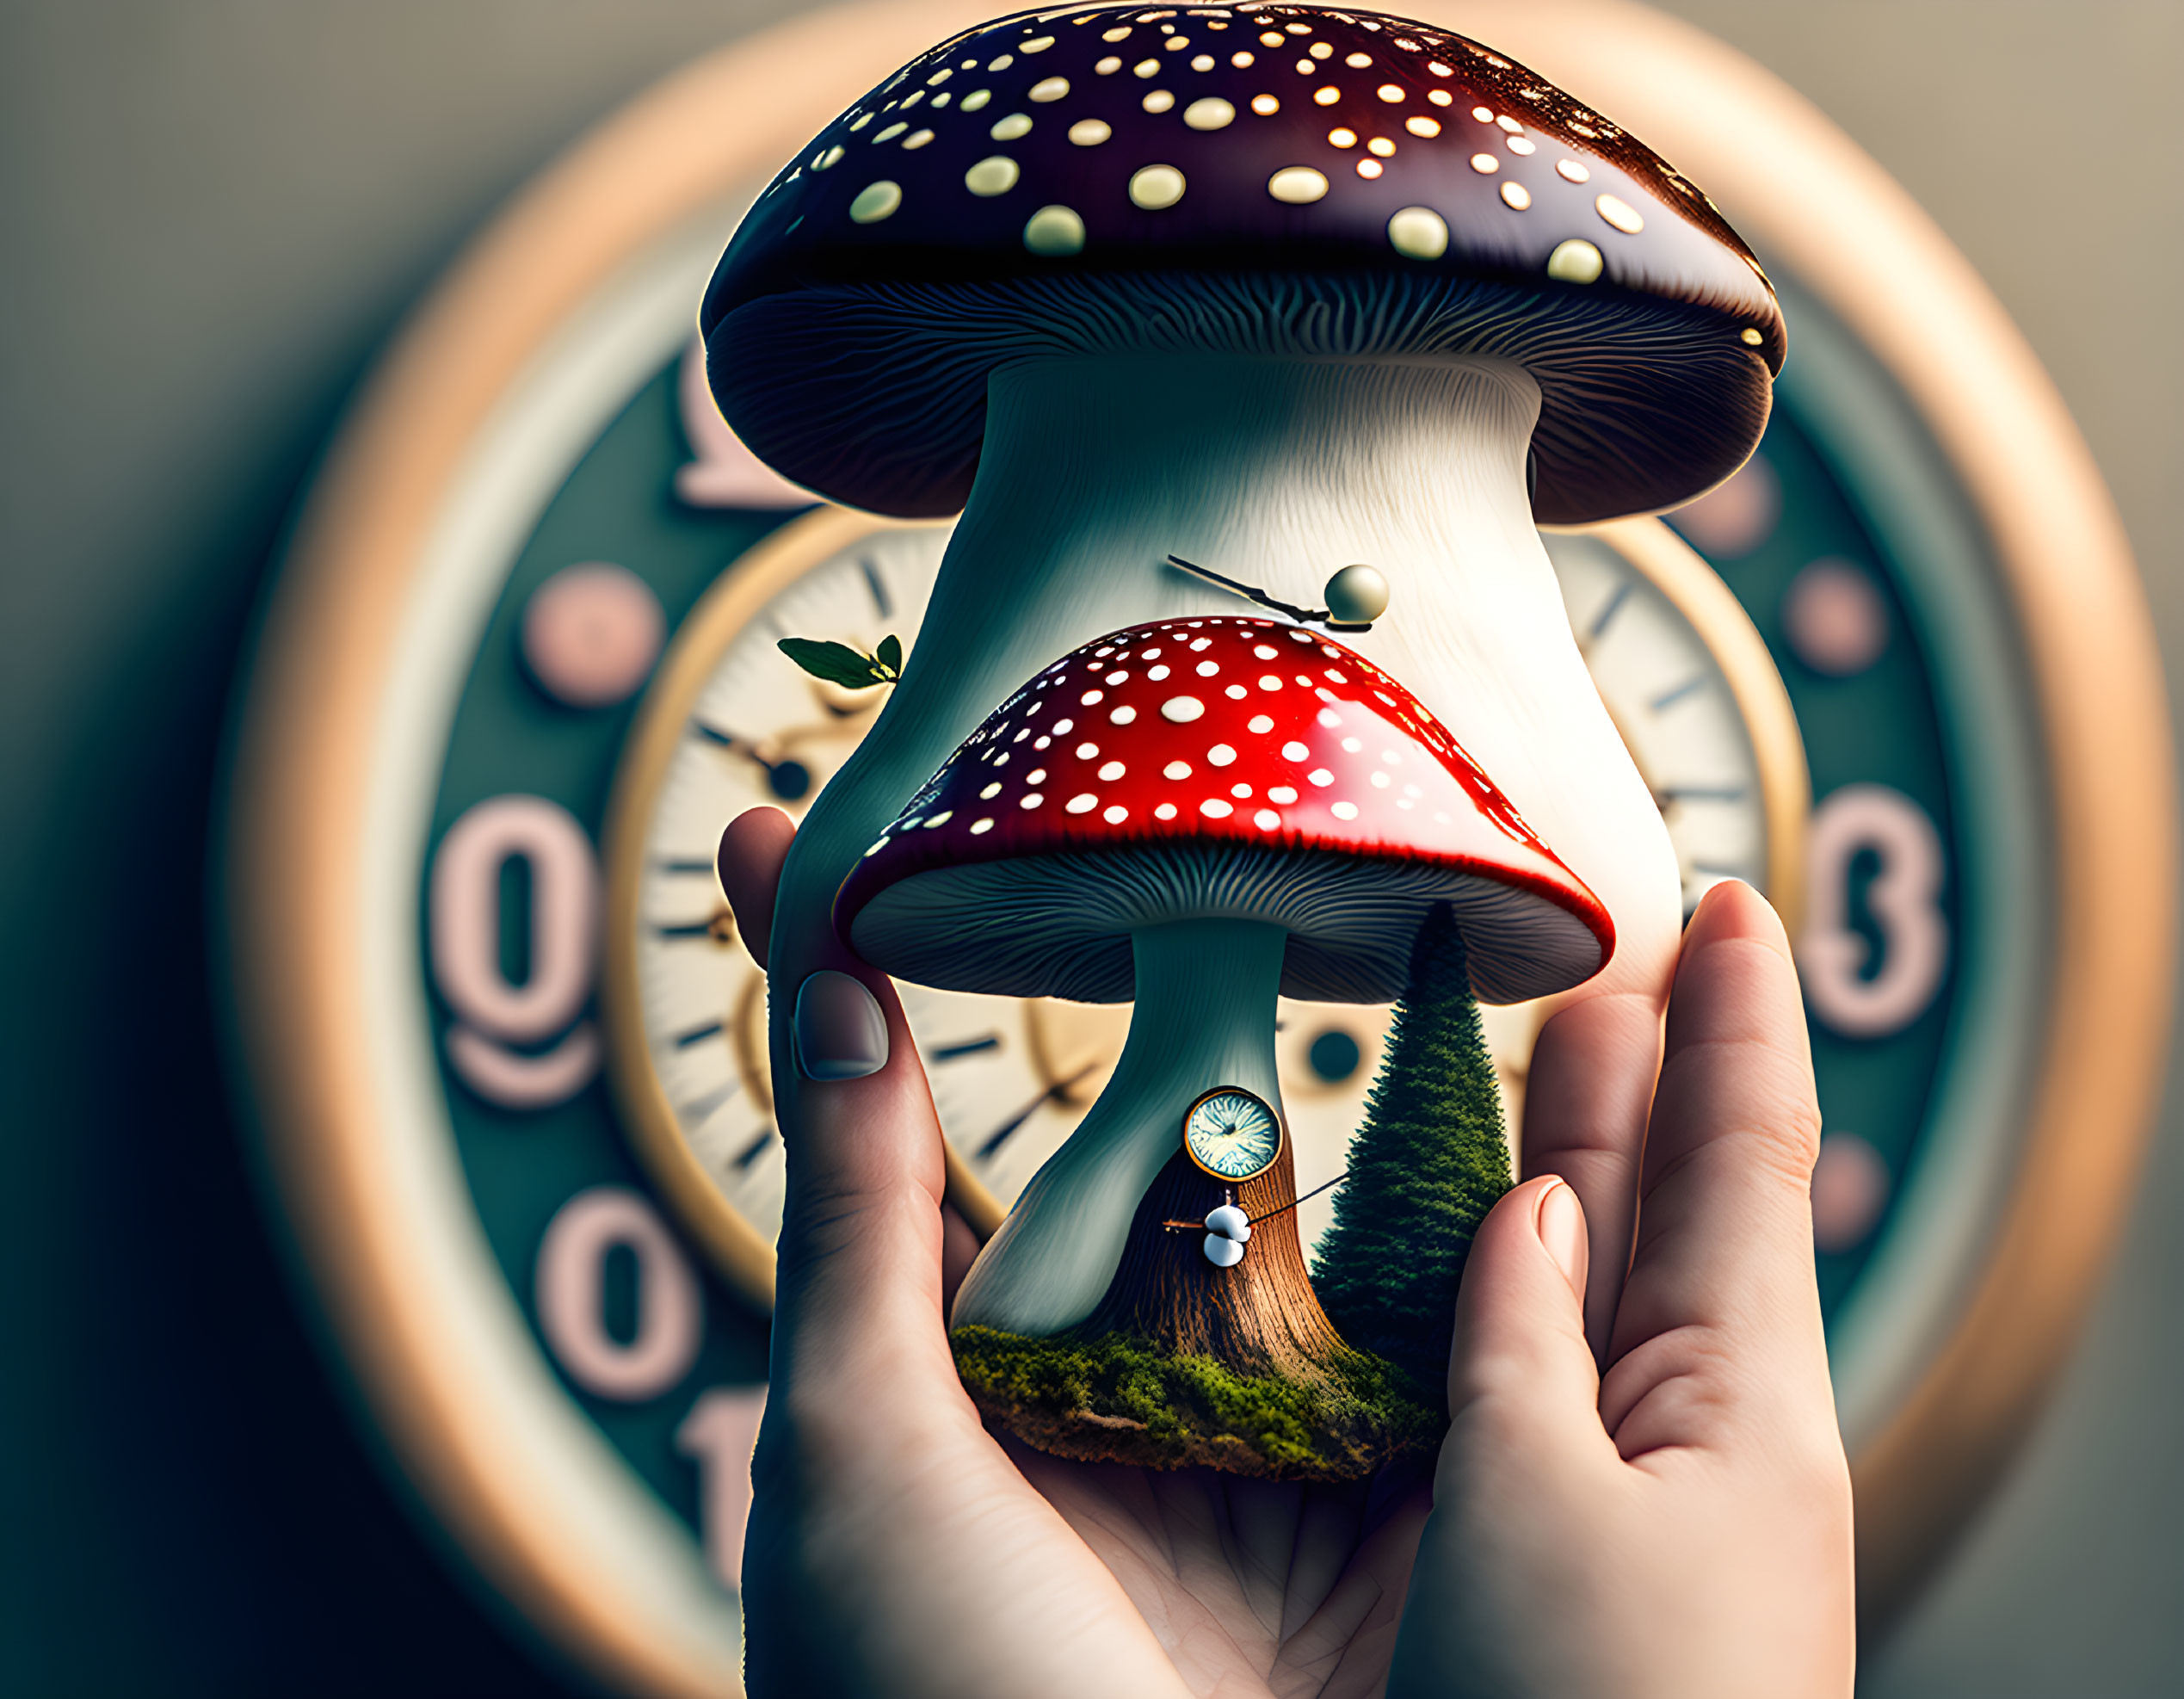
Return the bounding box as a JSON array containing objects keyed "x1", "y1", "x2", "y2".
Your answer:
[{"x1": 951, "y1": 916, "x2": 1288, "y2": 1338}]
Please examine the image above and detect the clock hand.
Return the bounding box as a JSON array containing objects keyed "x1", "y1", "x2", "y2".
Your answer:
[
  {"x1": 975, "y1": 1061, "x2": 1098, "y2": 1160},
  {"x1": 693, "y1": 720, "x2": 811, "y2": 801}
]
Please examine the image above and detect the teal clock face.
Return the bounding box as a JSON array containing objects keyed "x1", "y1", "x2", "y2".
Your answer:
[{"x1": 1183, "y1": 1089, "x2": 1286, "y2": 1183}]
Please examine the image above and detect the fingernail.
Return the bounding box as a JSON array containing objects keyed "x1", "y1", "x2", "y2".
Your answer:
[
  {"x1": 1537, "y1": 1181, "x2": 1588, "y2": 1300},
  {"x1": 793, "y1": 971, "x2": 889, "y2": 1080}
]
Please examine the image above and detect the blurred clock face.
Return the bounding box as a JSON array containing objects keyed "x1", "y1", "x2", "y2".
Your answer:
[{"x1": 222, "y1": 8, "x2": 2159, "y2": 1692}]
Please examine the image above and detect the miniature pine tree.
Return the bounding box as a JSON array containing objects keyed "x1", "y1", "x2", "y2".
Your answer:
[{"x1": 1311, "y1": 902, "x2": 1512, "y2": 1405}]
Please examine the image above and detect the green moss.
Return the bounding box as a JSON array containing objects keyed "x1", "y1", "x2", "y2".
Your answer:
[
  {"x1": 952, "y1": 1324, "x2": 1440, "y2": 1479},
  {"x1": 1311, "y1": 905, "x2": 1513, "y2": 1404}
]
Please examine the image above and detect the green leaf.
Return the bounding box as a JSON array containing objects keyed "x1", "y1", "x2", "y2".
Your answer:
[
  {"x1": 874, "y1": 633, "x2": 904, "y2": 678},
  {"x1": 777, "y1": 636, "x2": 888, "y2": 689}
]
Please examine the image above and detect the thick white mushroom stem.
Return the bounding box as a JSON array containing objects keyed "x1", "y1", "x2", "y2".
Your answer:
[
  {"x1": 951, "y1": 917, "x2": 1299, "y2": 1339},
  {"x1": 767, "y1": 356, "x2": 1680, "y2": 1328}
]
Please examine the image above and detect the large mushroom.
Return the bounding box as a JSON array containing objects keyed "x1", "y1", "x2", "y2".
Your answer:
[
  {"x1": 836, "y1": 615, "x2": 1610, "y2": 1473},
  {"x1": 706, "y1": 3, "x2": 1784, "y2": 1100}
]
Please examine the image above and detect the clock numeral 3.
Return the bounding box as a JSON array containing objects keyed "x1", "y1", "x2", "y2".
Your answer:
[
  {"x1": 1798, "y1": 784, "x2": 1949, "y2": 1038},
  {"x1": 534, "y1": 1187, "x2": 704, "y2": 1400},
  {"x1": 429, "y1": 794, "x2": 602, "y2": 1107}
]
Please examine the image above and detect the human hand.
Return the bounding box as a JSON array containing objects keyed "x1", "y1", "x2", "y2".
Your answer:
[
  {"x1": 719, "y1": 806, "x2": 1849, "y2": 1697},
  {"x1": 1391, "y1": 880, "x2": 1854, "y2": 1697}
]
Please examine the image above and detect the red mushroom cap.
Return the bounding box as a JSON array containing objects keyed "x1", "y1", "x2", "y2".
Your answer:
[{"x1": 836, "y1": 615, "x2": 1613, "y2": 1004}]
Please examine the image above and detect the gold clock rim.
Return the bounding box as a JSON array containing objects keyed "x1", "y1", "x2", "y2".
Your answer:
[
  {"x1": 217, "y1": 0, "x2": 2171, "y2": 1690},
  {"x1": 1581, "y1": 516, "x2": 1812, "y2": 937}
]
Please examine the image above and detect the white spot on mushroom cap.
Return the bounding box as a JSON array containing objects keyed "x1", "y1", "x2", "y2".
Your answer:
[
  {"x1": 1184, "y1": 96, "x2": 1235, "y2": 129},
  {"x1": 961, "y1": 89, "x2": 991, "y2": 111},
  {"x1": 1207, "y1": 744, "x2": 1237, "y2": 767},
  {"x1": 979, "y1": 781, "x2": 1002, "y2": 799},
  {"x1": 1076, "y1": 741, "x2": 1100, "y2": 758},
  {"x1": 1070, "y1": 117, "x2": 1112, "y2": 145},
  {"x1": 1248, "y1": 714, "x2": 1274, "y2": 733},
  {"x1": 1020, "y1": 793, "x2": 1044, "y2": 809},
  {"x1": 1254, "y1": 808, "x2": 1281, "y2": 830},
  {"x1": 1066, "y1": 793, "x2": 1098, "y2": 813},
  {"x1": 1096, "y1": 54, "x2": 1123, "y2": 73},
  {"x1": 1331, "y1": 800, "x2": 1360, "y2": 820},
  {"x1": 1028, "y1": 75, "x2": 1070, "y2": 102},
  {"x1": 1547, "y1": 238, "x2": 1604, "y2": 283},
  {"x1": 1251, "y1": 92, "x2": 1279, "y2": 114},
  {"x1": 1162, "y1": 695, "x2": 1205, "y2": 723},
  {"x1": 1194, "y1": 658, "x2": 1219, "y2": 677},
  {"x1": 1021, "y1": 34, "x2": 1054, "y2": 52},
  {"x1": 1596, "y1": 193, "x2": 1644, "y2": 233},
  {"x1": 1109, "y1": 704, "x2": 1137, "y2": 724},
  {"x1": 849, "y1": 181, "x2": 902, "y2": 223},
  {"x1": 1268, "y1": 165, "x2": 1329, "y2": 203},
  {"x1": 1134, "y1": 56, "x2": 1160, "y2": 75},
  {"x1": 1200, "y1": 798, "x2": 1234, "y2": 818},
  {"x1": 1308, "y1": 768, "x2": 1334, "y2": 786},
  {"x1": 903, "y1": 129, "x2": 935, "y2": 150},
  {"x1": 1405, "y1": 114, "x2": 1440, "y2": 137},
  {"x1": 1164, "y1": 760, "x2": 1192, "y2": 779},
  {"x1": 1098, "y1": 760, "x2": 1126, "y2": 780},
  {"x1": 965, "y1": 156, "x2": 1020, "y2": 196},
  {"x1": 1155, "y1": 801, "x2": 1178, "y2": 819},
  {"x1": 1501, "y1": 181, "x2": 1532, "y2": 210},
  {"x1": 1269, "y1": 786, "x2": 1298, "y2": 804},
  {"x1": 971, "y1": 818, "x2": 994, "y2": 834},
  {"x1": 1023, "y1": 205, "x2": 1086, "y2": 255},
  {"x1": 1103, "y1": 804, "x2": 1129, "y2": 824},
  {"x1": 1143, "y1": 89, "x2": 1175, "y2": 112},
  {"x1": 1130, "y1": 164, "x2": 1187, "y2": 208}
]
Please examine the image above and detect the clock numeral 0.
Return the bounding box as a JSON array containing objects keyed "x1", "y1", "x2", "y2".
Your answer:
[
  {"x1": 1798, "y1": 784, "x2": 1949, "y2": 1038},
  {"x1": 429, "y1": 794, "x2": 602, "y2": 1108},
  {"x1": 535, "y1": 1187, "x2": 704, "y2": 1399}
]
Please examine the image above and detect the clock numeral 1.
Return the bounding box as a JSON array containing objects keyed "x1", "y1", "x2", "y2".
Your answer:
[
  {"x1": 429, "y1": 794, "x2": 602, "y2": 1108},
  {"x1": 1798, "y1": 784, "x2": 1949, "y2": 1038},
  {"x1": 676, "y1": 1387, "x2": 768, "y2": 1591},
  {"x1": 534, "y1": 1187, "x2": 703, "y2": 1401}
]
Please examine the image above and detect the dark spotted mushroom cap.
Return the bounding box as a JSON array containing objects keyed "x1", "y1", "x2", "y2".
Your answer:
[
  {"x1": 836, "y1": 615, "x2": 1613, "y2": 1004},
  {"x1": 700, "y1": 3, "x2": 1785, "y2": 527}
]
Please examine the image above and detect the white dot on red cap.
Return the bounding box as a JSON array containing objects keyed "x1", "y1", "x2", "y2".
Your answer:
[
  {"x1": 1231, "y1": 782, "x2": 1253, "y2": 800},
  {"x1": 1104, "y1": 669, "x2": 1129, "y2": 685},
  {"x1": 1258, "y1": 674, "x2": 1282, "y2": 690},
  {"x1": 1076, "y1": 741, "x2": 1099, "y2": 759},
  {"x1": 1429, "y1": 90, "x2": 1452, "y2": 106},
  {"x1": 1429, "y1": 62, "x2": 1452, "y2": 77},
  {"x1": 1052, "y1": 718, "x2": 1073, "y2": 735},
  {"x1": 1307, "y1": 768, "x2": 1333, "y2": 787},
  {"x1": 1081, "y1": 689, "x2": 1104, "y2": 704},
  {"x1": 1162, "y1": 695, "x2": 1204, "y2": 722},
  {"x1": 1280, "y1": 740, "x2": 1308, "y2": 761},
  {"x1": 1248, "y1": 714, "x2": 1274, "y2": 733},
  {"x1": 1344, "y1": 50, "x2": 1371, "y2": 66},
  {"x1": 1200, "y1": 798, "x2": 1234, "y2": 819},
  {"x1": 1194, "y1": 659, "x2": 1220, "y2": 677},
  {"x1": 1371, "y1": 771, "x2": 1391, "y2": 788},
  {"x1": 1109, "y1": 704, "x2": 1137, "y2": 725},
  {"x1": 1103, "y1": 804, "x2": 1128, "y2": 824},
  {"x1": 1355, "y1": 159, "x2": 1382, "y2": 178},
  {"x1": 1471, "y1": 104, "x2": 1493, "y2": 121},
  {"x1": 1406, "y1": 114, "x2": 1440, "y2": 137},
  {"x1": 1557, "y1": 158, "x2": 1590, "y2": 182},
  {"x1": 1164, "y1": 760, "x2": 1192, "y2": 779},
  {"x1": 1295, "y1": 59, "x2": 1315, "y2": 74},
  {"x1": 1507, "y1": 135, "x2": 1536, "y2": 155},
  {"x1": 1323, "y1": 667, "x2": 1348, "y2": 683},
  {"x1": 1268, "y1": 785, "x2": 1298, "y2": 804},
  {"x1": 1013, "y1": 728, "x2": 1030, "y2": 743},
  {"x1": 1252, "y1": 92, "x2": 1279, "y2": 115},
  {"x1": 971, "y1": 818, "x2": 994, "y2": 834},
  {"x1": 1189, "y1": 636, "x2": 1212, "y2": 651},
  {"x1": 1497, "y1": 115, "x2": 1524, "y2": 133},
  {"x1": 979, "y1": 781, "x2": 1002, "y2": 799},
  {"x1": 1033, "y1": 735, "x2": 1051, "y2": 750},
  {"x1": 1330, "y1": 800, "x2": 1359, "y2": 820},
  {"x1": 1155, "y1": 801, "x2": 1178, "y2": 820},
  {"x1": 1225, "y1": 683, "x2": 1248, "y2": 699},
  {"x1": 1020, "y1": 793, "x2": 1044, "y2": 809},
  {"x1": 1027, "y1": 768, "x2": 1046, "y2": 784},
  {"x1": 924, "y1": 811, "x2": 953, "y2": 827},
  {"x1": 993, "y1": 751, "x2": 1010, "y2": 766},
  {"x1": 1309, "y1": 41, "x2": 1332, "y2": 59},
  {"x1": 1342, "y1": 736, "x2": 1362, "y2": 752},
  {"x1": 1066, "y1": 794, "x2": 1097, "y2": 813},
  {"x1": 1098, "y1": 761, "x2": 1126, "y2": 781},
  {"x1": 1253, "y1": 808, "x2": 1280, "y2": 830},
  {"x1": 1501, "y1": 182, "x2": 1532, "y2": 210},
  {"x1": 1207, "y1": 744, "x2": 1237, "y2": 767},
  {"x1": 1148, "y1": 664, "x2": 1170, "y2": 681},
  {"x1": 1252, "y1": 644, "x2": 1278, "y2": 659},
  {"x1": 1318, "y1": 709, "x2": 1342, "y2": 728},
  {"x1": 1377, "y1": 83, "x2": 1403, "y2": 102}
]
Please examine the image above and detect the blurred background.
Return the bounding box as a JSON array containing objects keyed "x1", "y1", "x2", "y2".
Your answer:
[{"x1": 1, "y1": 1, "x2": 2177, "y2": 1692}]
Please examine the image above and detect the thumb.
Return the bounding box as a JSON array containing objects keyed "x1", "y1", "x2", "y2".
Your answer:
[{"x1": 1446, "y1": 1176, "x2": 1603, "y2": 1449}]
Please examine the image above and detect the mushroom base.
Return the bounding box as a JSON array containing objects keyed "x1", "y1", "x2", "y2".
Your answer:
[{"x1": 949, "y1": 1324, "x2": 1438, "y2": 1483}]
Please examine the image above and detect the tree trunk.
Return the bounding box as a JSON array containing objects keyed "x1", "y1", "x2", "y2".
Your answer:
[{"x1": 1077, "y1": 1138, "x2": 1350, "y2": 1384}]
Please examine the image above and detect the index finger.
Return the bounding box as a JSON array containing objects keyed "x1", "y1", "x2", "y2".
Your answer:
[{"x1": 1601, "y1": 882, "x2": 1831, "y2": 1437}]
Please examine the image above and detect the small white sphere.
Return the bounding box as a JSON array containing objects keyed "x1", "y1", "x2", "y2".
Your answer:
[
  {"x1": 1205, "y1": 1204, "x2": 1252, "y2": 1241},
  {"x1": 1323, "y1": 564, "x2": 1390, "y2": 624},
  {"x1": 1202, "y1": 1233, "x2": 1246, "y2": 1268}
]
